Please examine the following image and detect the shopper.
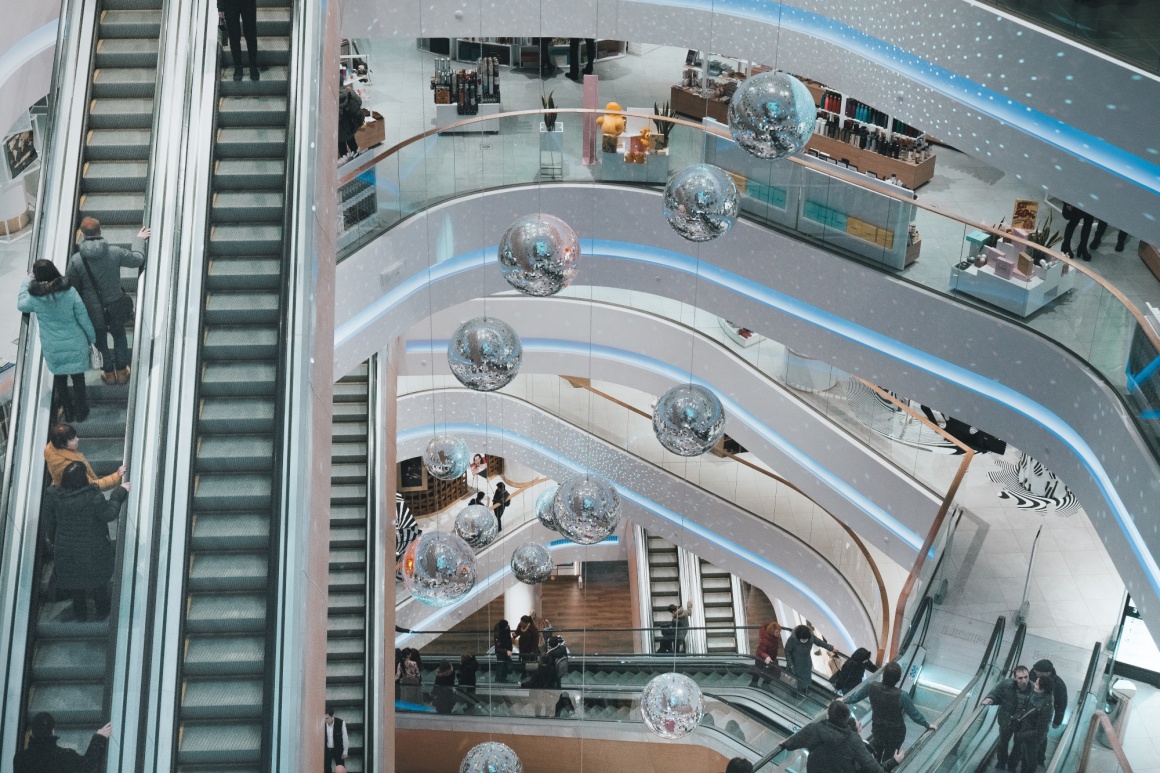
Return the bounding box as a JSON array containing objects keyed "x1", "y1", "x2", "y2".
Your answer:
[
  {"x1": 219, "y1": 0, "x2": 260, "y2": 81},
  {"x1": 723, "y1": 759, "x2": 754, "y2": 773},
  {"x1": 1061, "y1": 202, "x2": 1094, "y2": 261},
  {"x1": 492, "y1": 482, "x2": 511, "y2": 532},
  {"x1": 397, "y1": 651, "x2": 422, "y2": 703},
  {"x1": 13, "y1": 712, "x2": 111, "y2": 773},
  {"x1": 323, "y1": 703, "x2": 349, "y2": 773},
  {"x1": 432, "y1": 659, "x2": 457, "y2": 714},
  {"x1": 537, "y1": 38, "x2": 557, "y2": 78},
  {"x1": 517, "y1": 615, "x2": 540, "y2": 664},
  {"x1": 982, "y1": 665, "x2": 1033, "y2": 771},
  {"x1": 42, "y1": 461, "x2": 130, "y2": 621},
  {"x1": 493, "y1": 619, "x2": 514, "y2": 682},
  {"x1": 671, "y1": 601, "x2": 692, "y2": 653},
  {"x1": 784, "y1": 624, "x2": 834, "y2": 690},
  {"x1": 68, "y1": 219, "x2": 147, "y2": 384},
  {"x1": 776, "y1": 699, "x2": 903, "y2": 773},
  {"x1": 1089, "y1": 220, "x2": 1130, "y2": 253},
  {"x1": 521, "y1": 654, "x2": 561, "y2": 716},
  {"x1": 1030, "y1": 659, "x2": 1068, "y2": 765},
  {"x1": 338, "y1": 84, "x2": 364, "y2": 161},
  {"x1": 830, "y1": 647, "x2": 877, "y2": 695},
  {"x1": 458, "y1": 653, "x2": 479, "y2": 694},
  {"x1": 844, "y1": 661, "x2": 936, "y2": 764},
  {"x1": 565, "y1": 38, "x2": 596, "y2": 81},
  {"x1": 750, "y1": 620, "x2": 783, "y2": 688},
  {"x1": 44, "y1": 423, "x2": 125, "y2": 492},
  {"x1": 1015, "y1": 673, "x2": 1055, "y2": 773},
  {"x1": 18, "y1": 259, "x2": 96, "y2": 423}
]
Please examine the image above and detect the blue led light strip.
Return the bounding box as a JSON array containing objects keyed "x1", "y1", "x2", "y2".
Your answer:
[{"x1": 394, "y1": 422, "x2": 859, "y2": 650}]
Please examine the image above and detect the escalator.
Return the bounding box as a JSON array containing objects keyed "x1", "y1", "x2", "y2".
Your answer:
[
  {"x1": 15, "y1": 0, "x2": 164, "y2": 754},
  {"x1": 643, "y1": 530, "x2": 681, "y2": 652},
  {"x1": 327, "y1": 364, "x2": 371, "y2": 773},
  {"x1": 170, "y1": 1, "x2": 293, "y2": 767},
  {"x1": 699, "y1": 558, "x2": 746, "y2": 655}
]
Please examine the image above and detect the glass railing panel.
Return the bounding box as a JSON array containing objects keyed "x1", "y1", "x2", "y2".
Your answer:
[{"x1": 977, "y1": 0, "x2": 1160, "y2": 74}]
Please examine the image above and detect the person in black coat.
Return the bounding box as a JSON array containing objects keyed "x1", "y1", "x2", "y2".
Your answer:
[
  {"x1": 43, "y1": 461, "x2": 130, "y2": 621},
  {"x1": 219, "y1": 0, "x2": 259, "y2": 81},
  {"x1": 492, "y1": 482, "x2": 511, "y2": 531},
  {"x1": 830, "y1": 647, "x2": 877, "y2": 694},
  {"x1": 432, "y1": 659, "x2": 457, "y2": 714},
  {"x1": 1031, "y1": 660, "x2": 1068, "y2": 765},
  {"x1": 458, "y1": 653, "x2": 479, "y2": 692},
  {"x1": 493, "y1": 619, "x2": 514, "y2": 682},
  {"x1": 338, "y1": 85, "x2": 364, "y2": 160},
  {"x1": 13, "y1": 712, "x2": 111, "y2": 773}
]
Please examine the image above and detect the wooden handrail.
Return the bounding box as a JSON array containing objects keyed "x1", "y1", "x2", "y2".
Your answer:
[
  {"x1": 339, "y1": 106, "x2": 1160, "y2": 358},
  {"x1": 1078, "y1": 712, "x2": 1135, "y2": 773}
]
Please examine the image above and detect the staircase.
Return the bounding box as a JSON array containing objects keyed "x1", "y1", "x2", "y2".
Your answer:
[
  {"x1": 326, "y1": 364, "x2": 371, "y2": 773},
  {"x1": 21, "y1": 0, "x2": 163, "y2": 753},
  {"x1": 171, "y1": 1, "x2": 293, "y2": 769},
  {"x1": 699, "y1": 559, "x2": 742, "y2": 654}
]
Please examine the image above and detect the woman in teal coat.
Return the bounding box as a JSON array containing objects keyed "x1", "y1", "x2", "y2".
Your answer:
[{"x1": 17, "y1": 260, "x2": 96, "y2": 422}]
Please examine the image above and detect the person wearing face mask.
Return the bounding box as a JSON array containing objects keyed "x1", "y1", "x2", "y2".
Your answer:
[
  {"x1": 784, "y1": 624, "x2": 834, "y2": 691},
  {"x1": 983, "y1": 665, "x2": 1033, "y2": 771}
]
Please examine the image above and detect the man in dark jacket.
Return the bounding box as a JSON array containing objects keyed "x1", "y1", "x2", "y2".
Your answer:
[
  {"x1": 1031, "y1": 659, "x2": 1068, "y2": 765},
  {"x1": 982, "y1": 665, "x2": 1032, "y2": 770},
  {"x1": 1016, "y1": 674, "x2": 1055, "y2": 773},
  {"x1": 13, "y1": 712, "x2": 111, "y2": 773},
  {"x1": 845, "y1": 661, "x2": 936, "y2": 764},
  {"x1": 66, "y1": 217, "x2": 148, "y2": 385},
  {"x1": 784, "y1": 624, "x2": 834, "y2": 690},
  {"x1": 777, "y1": 699, "x2": 902, "y2": 773}
]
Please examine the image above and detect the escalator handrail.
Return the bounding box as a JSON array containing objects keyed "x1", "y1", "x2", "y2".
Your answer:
[{"x1": 1044, "y1": 641, "x2": 1105, "y2": 773}]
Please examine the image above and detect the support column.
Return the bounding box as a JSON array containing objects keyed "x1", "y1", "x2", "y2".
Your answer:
[
  {"x1": 505, "y1": 582, "x2": 543, "y2": 631},
  {"x1": 502, "y1": 459, "x2": 539, "y2": 486}
]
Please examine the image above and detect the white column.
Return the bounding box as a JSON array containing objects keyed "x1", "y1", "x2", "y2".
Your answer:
[
  {"x1": 502, "y1": 459, "x2": 540, "y2": 486},
  {"x1": 504, "y1": 582, "x2": 543, "y2": 630}
]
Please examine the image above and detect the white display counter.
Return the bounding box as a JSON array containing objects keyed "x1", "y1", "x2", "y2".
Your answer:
[
  {"x1": 435, "y1": 102, "x2": 502, "y2": 133},
  {"x1": 949, "y1": 259, "x2": 1076, "y2": 318}
]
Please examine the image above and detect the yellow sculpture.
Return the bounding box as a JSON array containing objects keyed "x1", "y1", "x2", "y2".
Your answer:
[{"x1": 596, "y1": 102, "x2": 626, "y2": 152}]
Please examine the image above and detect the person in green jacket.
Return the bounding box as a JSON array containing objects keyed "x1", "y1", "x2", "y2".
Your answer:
[
  {"x1": 777, "y1": 699, "x2": 903, "y2": 773},
  {"x1": 785, "y1": 624, "x2": 834, "y2": 690},
  {"x1": 17, "y1": 260, "x2": 96, "y2": 422}
]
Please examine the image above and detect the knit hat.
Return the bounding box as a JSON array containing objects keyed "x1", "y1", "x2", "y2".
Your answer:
[
  {"x1": 30, "y1": 712, "x2": 54, "y2": 739},
  {"x1": 1032, "y1": 659, "x2": 1056, "y2": 675}
]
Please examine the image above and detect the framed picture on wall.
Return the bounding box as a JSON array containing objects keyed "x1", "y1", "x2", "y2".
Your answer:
[
  {"x1": 398, "y1": 457, "x2": 428, "y2": 492},
  {"x1": 4, "y1": 130, "x2": 37, "y2": 179}
]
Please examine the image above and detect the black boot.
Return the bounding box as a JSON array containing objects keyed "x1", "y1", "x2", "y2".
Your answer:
[
  {"x1": 72, "y1": 376, "x2": 90, "y2": 423},
  {"x1": 233, "y1": 66, "x2": 244, "y2": 81}
]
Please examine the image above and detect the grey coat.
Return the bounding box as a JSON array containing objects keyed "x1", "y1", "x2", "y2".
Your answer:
[
  {"x1": 67, "y1": 237, "x2": 145, "y2": 329},
  {"x1": 43, "y1": 485, "x2": 127, "y2": 590},
  {"x1": 785, "y1": 633, "x2": 833, "y2": 688}
]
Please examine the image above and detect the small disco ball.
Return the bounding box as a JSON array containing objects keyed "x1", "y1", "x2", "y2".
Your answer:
[
  {"x1": 423, "y1": 435, "x2": 470, "y2": 480},
  {"x1": 498, "y1": 213, "x2": 581, "y2": 296},
  {"x1": 728, "y1": 71, "x2": 816, "y2": 159},
  {"x1": 447, "y1": 316, "x2": 523, "y2": 392},
  {"x1": 652, "y1": 384, "x2": 726, "y2": 456},
  {"x1": 640, "y1": 672, "x2": 705, "y2": 739},
  {"x1": 552, "y1": 474, "x2": 621, "y2": 545},
  {"x1": 535, "y1": 485, "x2": 560, "y2": 531},
  {"x1": 461, "y1": 742, "x2": 522, "y2": 773},
  {"x1": 510, "y1": 541, "x2": 553, "y2": 584},
  {"x1": 663, "y1": 164, "x2": 739, "y2": 242},
  {"x1": 401, "y1": 531, "x2": 476, "y2": 607},
  {"x1": 454, "y1": 504, "x2": 498, "y2": 548}
]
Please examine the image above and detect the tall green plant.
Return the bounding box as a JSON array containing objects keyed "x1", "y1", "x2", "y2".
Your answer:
[
  {"x1": 653, "y1": 101, "x2": 675, "y2": 144},
  {"x1": 542, "y1": 91, "x2": 558, "y2": 131}
]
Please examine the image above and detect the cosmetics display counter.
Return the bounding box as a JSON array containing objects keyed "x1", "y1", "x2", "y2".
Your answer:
[{"x1": 950, "y1": 228, "x2": 1076, "y2": 317}]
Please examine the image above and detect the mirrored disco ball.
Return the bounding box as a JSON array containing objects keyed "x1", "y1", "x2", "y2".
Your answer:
[
  {"x1": 640, "y1": 672, "x2": 705, "y2": 739},
  {"x1": 401, "y1": 531, "x2": 477, "y2": 607},
  {"x1": 454, "y1": 504, "x2": 498, "y2": 548},
  {"x1": 447, "y1": 316, "x2": 523, "y2": 392},
  {"x1": 461, "y1": 742, "x2": 522, "y2": 773},
  {"x1": 535, "y1": 485, "x2": 560, "y2": 531},
  {"x1": 552, "y1": 474, "x2": 621, "y2": 544},
  {"x1": 498, "y1": 214, "x2": 581, "y2": 296},
  {"x1": 423, "y1": 435, "x2": 470, "y2": 480},
  {"x1": 663, "y1": 164, "x2": 739, "y2": 242},
  {"x1": 652, "y1": 383, "x2": 726, "y2": 456},
  {"x1": 510, "y1": 541, "x2": 553, "y2": 584},
  {"x1": 728, "y1": 71, "x2": 816, "y2": 159}
]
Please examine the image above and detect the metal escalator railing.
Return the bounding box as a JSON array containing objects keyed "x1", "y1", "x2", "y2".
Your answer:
[{"x1": 1044, "y1": 641, "x2": 1111, "y2": 773}]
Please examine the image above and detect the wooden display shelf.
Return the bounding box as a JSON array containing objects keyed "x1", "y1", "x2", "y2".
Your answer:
[
  {"x1": 805, "y1": 133, "x2": 935, "y2": 189},
  {"x1": 401, "y1": 455, "x2": 506, "y2": 517},
  {"x1": 1140, "y1": 241, "x2": 1160, "y2": 283},
  {"x1": 670, "y1": 86, "x2": 729, "y2": 123}
]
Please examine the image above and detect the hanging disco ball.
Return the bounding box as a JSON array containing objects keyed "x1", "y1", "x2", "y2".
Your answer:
[
  {"x1": 552, "y1": 474, "x2": 621, "y2": 545},
  {"x1": 640, "y1": 672, "x2": 705, "y2": 739},
  {"x1": 498, "y1": 213, "x2": 581, "y2": 296},
  {"x1": 461, "y1": 742, "x2": 522, "y2": 773},
  {"x1": 728, "y1": 71, "x2": 816, "y2": 159},
  {"x1": 652, "y1": 384, "x2": 726, "y2": 456},
  {"x1": 663, "y1": 164, "x2": 739, "y2": 242},
  {"x1": 447, "y1": 316, "x2": 523, "y2": 392},
  {"x1": 510, "y1": 541, "x2": 553, "y2": 584},
  {"x1": 423, "y1": 435, "x2": 470, "y2": 480},
  {"x1": 535, "y1": 484, "x2": 560, "y2": 531},
  {"x1": 401, "y1": 531, "x2": 477, "y2": 607},
  {"x1": 454, "y1": 504, "x2": 498, "y2": 548}
]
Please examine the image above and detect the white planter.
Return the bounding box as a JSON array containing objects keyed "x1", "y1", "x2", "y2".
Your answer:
[{"x1": 539, "y1": 122, "x2": 564, "y2": 179}]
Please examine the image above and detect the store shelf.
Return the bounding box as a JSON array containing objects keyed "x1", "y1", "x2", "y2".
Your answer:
[
  {"x1": 434, "y1": 101, "x2": 502, "y2": 132},
  {"x1": 670, "y1": 85, "x2": 729, "y2": 122},
  {"x1": 805, "y1": 133, "x2": 935, "y2": 189}
]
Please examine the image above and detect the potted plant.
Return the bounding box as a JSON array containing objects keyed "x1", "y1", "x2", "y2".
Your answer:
[
  {"x1": 539, "y1": 91, "x2": 563, "y2": 178},
  {"x1": 1026, "y1": 212, "x2": 1062, "y2": 263},
  {"x1": 652, "y1": 101, "x2": 675, "y2": 152}
]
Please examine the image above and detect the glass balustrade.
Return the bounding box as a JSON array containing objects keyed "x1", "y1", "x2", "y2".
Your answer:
[{"x1": 344, "y1": 108, "x2": 1160, "y2": 535}]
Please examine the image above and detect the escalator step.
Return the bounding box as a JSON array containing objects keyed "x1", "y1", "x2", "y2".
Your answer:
[
  {"x1": 195, "y1": 436, "x2": 275, "y2": 472},
  {"x1": 184, "y1": 635, "x2": 265, "y2": 676},
  {"x1": 200, "y1": 362, "x2": 277, "y2": 397},
  {"x1": 332, "y1": 443, "x2": 368, "y2": 465},
  {"x1": 220, "y1": 65, "x2": 291, "y2": 97},
  {"x1": 215, "y1": 127, "x2": 288, "y2": 159},
  {"x1": 207, "y1": 257, "x2": 284, "y2": 291},
  {"x1": 329, "y1": 504, "x2": 367, "y2": 524},
  {"x1": 330, "y1": 547, "x2": 366, "y2": 566},
  {"x1": 221, "y1": 37, "x2": 291, "y2": 67},
  {"x1": 31, "y1": 640, "x2": 106, "y2": 681},
  {"x1": 326, "y1": 661, "x2": 365, "y2": 682},
  {"x1": 217, "y1": 95, "x2": 289, "y2": 128},
  {"x1": 28, "y1": 683, "x2": 103, "y2": 724},
  {"x1": 203, "y1": 326, "x2": 279, "y2": 360},
  {"x1": 331, "y1": 483, "x2": 367, "y2": 505},
  {"x1": 193, "y1": 473, "x2": 272, "y2": 510},
  {"x1": 92, "y1": 224, "x2": 142, "y2": 249},
  {"x1": 78, "y1": 192, "x2": 145, "y2": 224},
  {"x1": 73, "y1": 403, "x2": 127, "y2": 437},
  {"x1": 190, "y1": 512, "x2": 270, "y2": 550},
  {"x1": 177, "y1": 722, "x2": 262, "y2": 764},
  {"x1": 185, "y1": 593, "x2": 266, "y2": 633},
  {"x1": 35, "y1": 617, "x2": 108, "y2": 640},
  {"x1": 91, "y1": 67, "x2": 157, "y2": 99},
  {"x1": 94, "y1": 39, "x2": 159, "y2": 69},
  {"x1": 328, "y1": 591, "x2": 366, "y2": 615},
  {"x1": 103, "y1": 0, "x2": 163, "y2": 9},
  {"x1": 81, "y1": 160, "x2": 148, "y2": 191},
  {"x1": 205, "y1": 290, "x2": 281, "y2": 325},
  {"x1": 212, "y1": 191, "x2": 284, "y2": 223},
  {"x1": 328, "y1": 570, "x2": 365, "y2": 592},
  {"x1": 85, "y1": 128, "x2": 151, "y2": 160},
  {"x1": 98, "y1": 9, "x2": 163, "y2": 38},
  {"x1": 329, "y1": 525, "x2": 366, "y2": 548},
  {"x1": 328, "y1": 615, "x2": 365, "y2": 637},
  {"x1": 333, "y1": 402, "x2": 368, "y2": 420},
  {"x1": 209, "y1": 224, "x2": 283, "y2": 255},
  {"x1": 333, "y1": 381, "x2": 368, "y2": 402},
  {"x1": 182, "y1": 678, "x2": 264, "y2": 718},
  {"x1": 332, "y1": 420, "x2": 368, "y2": 440},
  {"x1": 325, "y1": 638, "x2": 365, "y2": 658},
  {"x1": 331, "y1": 462, "x2": 368, "y2": 483},
  {"x1": 213, "y1": 158, "x2": 286, "y2": 190},
  {"x1": 188, "y1": 552, "x2": 269, "y2": 591},
  {"x1": 326, "y1": 684, "x2": 364, "y2": 703},
  {"x1": 199, "y1": 397, "x2": 276, "y2": 434}
]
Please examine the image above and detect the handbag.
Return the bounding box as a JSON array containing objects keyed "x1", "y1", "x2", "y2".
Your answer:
[
  {"x1": 89, "y1": 343, "x2": 104, "y2": 370},
  {"x1": 79, "y1": 253, "x2": 135, "y2": 327}
]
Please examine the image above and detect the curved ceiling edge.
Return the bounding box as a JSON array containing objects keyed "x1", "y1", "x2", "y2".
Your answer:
[{"x1": 395, "y1": 393, "x2": 873, "y2": 650}]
